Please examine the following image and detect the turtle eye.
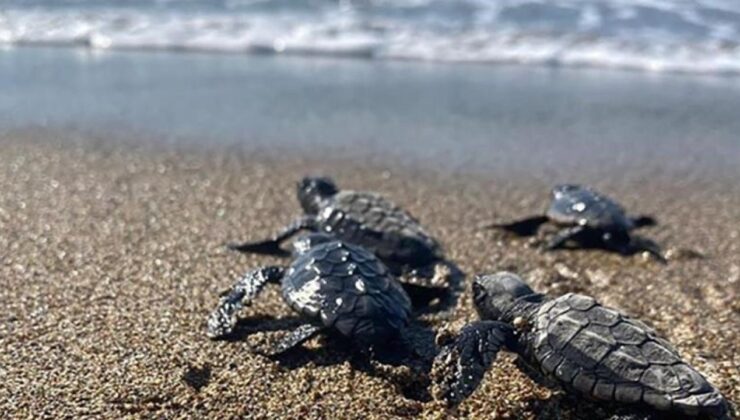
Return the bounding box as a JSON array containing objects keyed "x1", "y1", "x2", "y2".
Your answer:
[{"x1": 472, "y1": 282, "x2": 487, "y2": 305}]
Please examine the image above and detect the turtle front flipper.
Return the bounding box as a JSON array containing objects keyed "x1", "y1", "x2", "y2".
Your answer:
[
  {"x1": 491, "y1": 215, "x2": 549, "y2": 236},
  {"x1": 627, "y1": 237, "x2": 667, "y2": 264},
  {"x1": 545, "y1": 225, "x2": 587, "y2": 250},
  {"x1": 601, "y1": 232, "x2": 667, "y2": 264},
  {"x1": 630, "y1": 215, "x2": 657, "y2": 229},
  {"x1": 207, "y1": 266, "x2": 285, "y2": 339},
  {"x1": 255, "y1": 323, "x2": 323, "y2": 356},
  {"x1": 513, "y1": 357, "x2": 559, "y2": 389},
  {"x1": 227, "y1": 215, "x2": 317, "y2": 256},
  {"x1": 227, "y1": 239, "x2": 292, "y2": 256},
  {"x1": 431, "y1": 321, "x2": 514, "y2": 406}
]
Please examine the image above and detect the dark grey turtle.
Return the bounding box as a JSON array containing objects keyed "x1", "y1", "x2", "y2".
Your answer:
[
  {"x1": 431, "y1": 272, "x2": 730, "y2": 418},
  {"x1": 228, "y1": 176, "x2": 456, "y2": 304},
  {"x1": 494, "y1": 184, "x2": 664, "y2": 261},
  {"x1": 208, "y1": 233, "x2": 412, "y2": 354}
]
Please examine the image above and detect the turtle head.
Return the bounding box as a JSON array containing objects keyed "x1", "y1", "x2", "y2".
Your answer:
[
  {"x1": 297, "y1": 177, "x2": 338, "y2": 214},
  {"x1": 292, "y1": 232, "x2": 335, "y2": 256},
  {"x1": 552, "y1": 184, "x2": 582, "y2": 199},
  {"x1": 472, "y1": 272, "x2": 539, "y2": 322}
]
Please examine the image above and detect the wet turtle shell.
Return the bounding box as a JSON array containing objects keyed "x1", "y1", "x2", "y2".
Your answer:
[
  {"x1": 281, "y1": 239, "x2": 412, "y2": 344},
  {"x1": 547, "y1": 185, "x2": 634, "y2": 231},
  {"x1": 316, "y1": 191, "x2": 441, "y2": 266},
  {"x1": 526, "y1": 293, "x2": 726, "y2": 416}
]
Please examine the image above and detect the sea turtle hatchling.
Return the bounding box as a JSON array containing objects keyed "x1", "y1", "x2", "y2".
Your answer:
[
  {"x1": 227, "y1": 176, "x2": 453, "y2": 291},
  {"x1": 431, "y1": 272, "x2": 730, "y2": 418},
  {"x1": 208, "y1": 233, "x2": 412, "y2": 355},
  {"x1": 493, "y1": 184, "x2": 664, "y2": 261}
]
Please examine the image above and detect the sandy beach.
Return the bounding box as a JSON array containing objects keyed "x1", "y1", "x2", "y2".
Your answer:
[
  {"x1": 1, "y1": 130, "x2": 737, "y2": 418},
  {"x1": 3, "y1": 0, "x2": 740, "y2": 417}
]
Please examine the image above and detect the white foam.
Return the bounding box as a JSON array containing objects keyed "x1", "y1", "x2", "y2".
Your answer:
[{"x1": 1, "y1": 0, "x2": 740, "y2": 74}]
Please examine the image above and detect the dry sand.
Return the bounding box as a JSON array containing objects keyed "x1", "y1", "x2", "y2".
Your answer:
[{"x1": 1, "y1": 131, "x2": 738, "y2": 419}]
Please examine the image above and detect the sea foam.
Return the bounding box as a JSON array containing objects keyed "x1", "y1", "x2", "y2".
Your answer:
[{"x1": 1, "y1": 0, "x2": 740, "y2": 74}]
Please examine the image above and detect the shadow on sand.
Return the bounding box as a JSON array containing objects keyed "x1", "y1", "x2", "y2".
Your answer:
[{"x1": 221, "y1": 315, "x2": 439, "y2": 402}]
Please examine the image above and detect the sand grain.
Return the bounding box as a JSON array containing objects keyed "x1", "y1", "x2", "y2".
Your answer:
[{"x1": 1, "y1": 133, "x2": 737, "y2": 418}]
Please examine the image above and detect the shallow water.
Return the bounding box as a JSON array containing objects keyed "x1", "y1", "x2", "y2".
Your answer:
[{"x1": 2, "y1": 47, "x2": 740, "y2": 180}]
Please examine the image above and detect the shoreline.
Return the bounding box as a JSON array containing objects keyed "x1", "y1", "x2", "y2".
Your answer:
[
  {"x1": 7, "y1": 43, "x2": 740, "y2": 78},
  {"x1": 1, "y1": 133, "x2": 737, "y2": 418},
  {"x1": 3, "y1": 46, "x2": 740, "y2": 180}
]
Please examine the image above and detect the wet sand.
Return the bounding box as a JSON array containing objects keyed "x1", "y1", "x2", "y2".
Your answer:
[{"x1": 0, "y1": 132, "x2": 738, "y2": 418}]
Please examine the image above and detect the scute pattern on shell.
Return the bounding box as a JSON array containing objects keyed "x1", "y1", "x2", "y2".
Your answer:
[
  {"x1": 281, "y1": 240, "x2": 412, "y2": 341},
  {"x1": 546, "y1": 185, "x2": 633, "y2": 230},
  {"x1": 316, "y1": 191, "x2": 440, "y2": 264},
  {"x1": 531, "y1": 293, "x2": 727, "y2": 416}
]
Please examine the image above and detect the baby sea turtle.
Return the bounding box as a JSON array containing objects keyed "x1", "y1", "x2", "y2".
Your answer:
[
  {"x1": 431, "y1": 272, "x2": 729, "y2": 418},
  {"x1": 208, "y1": 233, "x2": 412, "y2": 355},
  {"x1": 494, "y1": 184, "x2": 663, "y2": 261},
  {"x1": 228, "y1": 177, "x2": 452, "y2": 290}
]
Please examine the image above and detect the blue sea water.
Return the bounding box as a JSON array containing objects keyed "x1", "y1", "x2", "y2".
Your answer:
[
  {"x1": 2, "y1": 0, "x2": 740, "y2": 74},
  {"x1": 2, "y1": 47, "x2": 739, "y2": 179},
  {"x1": 2, "y1": 2, "x2": 740, "y2": 178}
]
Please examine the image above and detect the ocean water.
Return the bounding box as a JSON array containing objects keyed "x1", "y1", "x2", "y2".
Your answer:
[
  {"x1": 2, "y1": 47, "x2": 740, "y2": 179},
  {"x1": 2, "y1": 0, "x2": 740, "y2": 75}
]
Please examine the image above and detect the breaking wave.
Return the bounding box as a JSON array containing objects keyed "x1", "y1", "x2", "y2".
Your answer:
[{"x1": 2, "y1": 0, "x2": 740, "y2": 74}]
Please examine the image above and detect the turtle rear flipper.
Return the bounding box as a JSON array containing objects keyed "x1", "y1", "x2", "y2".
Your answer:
[
  {"x1": 398, "y1": 260, "x2": 462, "y2": 315},
  {"x1": 491, "y1": 215, "x2": 549, "y2": 236},
  {"x1": 254, "y1": 323, "x2": 323, "y2": 356},
  {"x1": 431, "y1": 321, "x2": 514, "y2": 406},
  {"x1": 402, "y1": 283, "x2": 449, "y2": 311}
]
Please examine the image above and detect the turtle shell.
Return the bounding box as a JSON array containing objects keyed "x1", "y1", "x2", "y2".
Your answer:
[
  {"x1": 315, "y1": 191, "x2": 441, "y2": 266},
  {"x1": 546, "y1": 185, "x2": 633, "y2": 231},
  {"x1": 528, "y1": 293, "x2": 727, "y2": 416},
  {"x1": 281, "y1": 240, "x2": 412, "y2": 344}
]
